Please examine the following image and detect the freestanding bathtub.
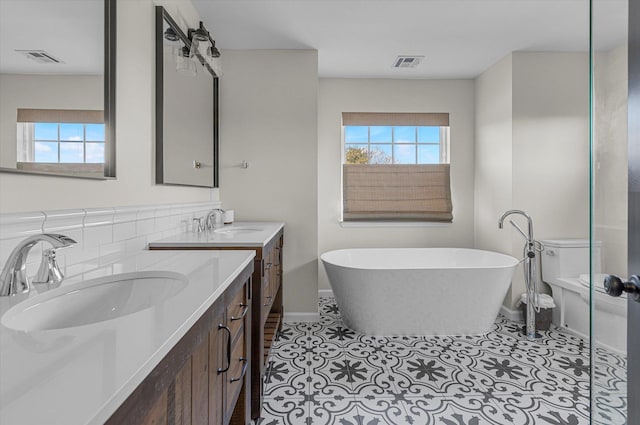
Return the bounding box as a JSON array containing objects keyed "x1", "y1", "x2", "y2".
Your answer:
[{"x1": 321, "y1": 248, "x2": 519, "y2": 336}]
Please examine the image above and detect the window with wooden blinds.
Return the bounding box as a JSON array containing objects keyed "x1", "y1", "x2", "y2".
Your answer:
[
  {"x1": 341, "y1": 112, "x2": 452, "y2": 222},
  {"x1": 343, "y1": 164, "x2": 452, "y2": 221}
]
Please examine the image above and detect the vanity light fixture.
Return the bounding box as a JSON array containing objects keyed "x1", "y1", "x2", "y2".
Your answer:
[
  {"x1": 207, "y1": 42, "x2": 221, "y2": 58},
  {"x1": 176, "y1": 46, "x2": 197, "y2": 75},
  {"x1": 163, "y1": 27, "x2": 179, "y2": 42},
  {"x1": 162, "y1": 13, "x2": 222, "y2": 78},
  {"x1": 188, "y1": 24, "x2": 209, "y2": 58},
  {"x1": 188, "y1": 22, "x2": 220, "y2": 59}
]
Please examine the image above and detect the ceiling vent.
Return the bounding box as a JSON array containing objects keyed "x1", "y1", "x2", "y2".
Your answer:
[
  {"x1": 15, "y1": 50, "x2": 63, "y2": 64},
  {"x1": 392, "y1": 56, "x2": 424, "y2": 69}
]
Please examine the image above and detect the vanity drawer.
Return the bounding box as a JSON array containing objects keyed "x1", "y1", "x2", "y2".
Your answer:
[
  {"x1": 225, "y1": 327, "x2": 247, "y2": 418},
  {"x1": 227, "y1": 285, "x2": 248, "y2": 339}
]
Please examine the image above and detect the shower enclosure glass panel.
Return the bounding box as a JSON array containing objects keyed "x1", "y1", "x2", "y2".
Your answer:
[{"x1": 591, "y1": 0, "x2": 629, "y2": 423}]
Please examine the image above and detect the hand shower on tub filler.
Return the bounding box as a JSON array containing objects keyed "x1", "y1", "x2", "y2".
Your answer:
[{"x1": 498, "y1": 210, "x2": 546, "y2": 340}]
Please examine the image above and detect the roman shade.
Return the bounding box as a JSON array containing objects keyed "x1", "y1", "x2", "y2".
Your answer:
[
  {"x1": 342, "y1": 112, "x2": 449, "y2": 127},
  {"x1": 343, "y1": 164, "x2": 453, "y2": 222},
  {"x1": 17, "y1": 108, "x2": 104, "y2": 124}
]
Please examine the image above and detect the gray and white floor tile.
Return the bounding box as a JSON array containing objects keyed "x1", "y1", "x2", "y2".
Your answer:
[{"x1": 258, "y1": 297, "x2": 627, "y2": 425}]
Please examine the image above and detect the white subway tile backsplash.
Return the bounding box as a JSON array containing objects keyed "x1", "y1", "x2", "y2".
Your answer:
[
  {"x1": 99, "y1": 240, "x2": 127, "y2": 259},
  {"x1": 113, "y1": 221, "x2": 136, "y2": 243},
  {"x1": 125, "y1": 236, "x2": 147, "y2": 252},
  {"x1": 84, "y1": 208, "x2": 115, "y2": 227},
  {"x1": 113, "y1": 207, "x2": 137, "y2": 224},
  {"x1": 154, "y1": 215, "x2": 172, "y2": 233},
  {"x1": 84, "y1": 225, "x2": 113, "y2": 249},
  {"x1": 146, "y1": 231, "x2": 168, "y2": 244},
  {"x1": 136, "y1": 219, "x2": 155, "y2": 237},
  {"x1": 155, "y1": 205, "x2": 173, "y2": 219},
  {"x1": 0, "y1": 212, "x2": 45, "y2": 240},
  {"x1": 43, "y1": 209, "x2": 85, "y2": 233},
  {"x1": 136, "y1": 206, "x2": 156, "y2": 221},
  {"x1": 0, "y1": 201, "x2": 218, "y2": 283}
]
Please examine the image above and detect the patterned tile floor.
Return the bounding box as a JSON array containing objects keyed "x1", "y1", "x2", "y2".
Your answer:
[{"x1": 258, "y1": 298, "x2": 627, "y2": 425}]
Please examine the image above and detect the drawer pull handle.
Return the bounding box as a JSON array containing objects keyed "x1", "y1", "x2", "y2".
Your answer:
[
  {"x1": 217, "y1": 324, "x2": 232, "y2": 374},
  {"x1": 263, "y1": 296, "x2": 273, "y2": 307},
  {"x1": 231, "y1": 303, "x2": 249, "y2": 321},
  {"x1": 230, "y1": 357, "x2": 248, "y2": 383}
]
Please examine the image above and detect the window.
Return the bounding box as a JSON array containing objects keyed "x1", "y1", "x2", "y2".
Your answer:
[
  {"x1": 344, "y1": 125, "x2": 449, "y2": 165},
  {"x1": 19, "y1": 122, "x2": 106, "y2": 164},
  {"x1": 15, "y1": 108, "x2": 105, "y2": 175},
  {"x1": 342, "y1": 112, "x2": 453, "y2": 222}
]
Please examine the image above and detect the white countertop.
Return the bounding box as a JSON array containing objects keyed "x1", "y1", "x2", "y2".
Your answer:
[
  {"x1": 148, "y1": 221, "x2": 284, "y2": 248},
  {"x1": 0, "y1": 249, "x2": 255, "y2": 425}
]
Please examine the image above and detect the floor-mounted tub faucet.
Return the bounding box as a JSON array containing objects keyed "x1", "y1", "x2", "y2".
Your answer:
[
  {"x1": 498, "y1": 210, "x2": 542, "y2": 340},
  {"x1": 499, "y1": 210, "x2": 533, "y2": 244},
  {"x1": 0, "y1": 234, "x2": 76, "y2": 297}
]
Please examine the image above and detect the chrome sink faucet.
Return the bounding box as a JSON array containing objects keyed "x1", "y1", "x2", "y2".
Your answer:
[
  {"x1": 0, "y1": 234, "x2": 76, "y2": 297},
  {"x1": 206, "y1": 209, "x2": 225, "y2": 230}
]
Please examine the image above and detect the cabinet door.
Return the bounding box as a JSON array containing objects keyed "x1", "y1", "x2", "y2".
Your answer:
[{"x1": 209, "y1": 308, "x2": 225, "y2": 425}]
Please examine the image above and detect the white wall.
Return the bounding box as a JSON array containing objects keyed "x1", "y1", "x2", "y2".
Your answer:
[
  {"x1": 0, "y1": 0, "x2": 215, "y2": 213},
  {"x1": 218, "y1": 50, "x2": 319, "y2": 316},
  {"x1": 594, "y1": 45, "x2": 628, "y2": 277},
  {"x1": 317, "y1": 78, "x2": 476, "y2": 291},
  {"x1": 474, "y1": 55, "x2": 514, "y2": 301},
  {"x1": 475, "y1": 52, "x2": 590, "y2": 309}
]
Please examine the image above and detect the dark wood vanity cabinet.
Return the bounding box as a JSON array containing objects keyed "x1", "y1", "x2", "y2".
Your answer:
[
  {"x1": 232, "y1": 232, "x2": 284, "y2": 420},
  {"x1": 261, "y1": 235, "x2": 284, "y2": 366},
  {"x1": 105, "y1": 263, "x2": 253, "y2": 425},
  {"x1": 149, "y1": 227, "x2": 284, "y2": 420}
]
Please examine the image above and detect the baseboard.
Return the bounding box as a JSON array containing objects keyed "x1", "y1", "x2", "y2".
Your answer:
[
  {"x1": 318, "y1": 289, "x2": 334, "y2": 298},
  {"x1": 283, "y1": 312, "x2": 320, "y2": 323},
  {"x1": 500, "y1": 305, "x2": 523, "y2": 322}
]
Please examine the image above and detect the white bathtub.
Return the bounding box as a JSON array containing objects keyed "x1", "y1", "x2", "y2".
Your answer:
[{"x1": 321, "y1": 248, "x2": 519, "y2": 336}]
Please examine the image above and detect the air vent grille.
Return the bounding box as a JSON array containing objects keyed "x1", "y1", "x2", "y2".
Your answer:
[
  {"x1": 15, "y1": 50, "x2": 63, "y2": 64},
  {"x1": 392, "y1": 56, "x2": 424, "y2": 69}
]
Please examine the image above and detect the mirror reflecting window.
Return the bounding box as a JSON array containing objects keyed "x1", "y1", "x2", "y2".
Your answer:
[
  {"x1": 155, "y1": 6, "x2": 218, "y2": 188},
  {"x1": 0, "y1": 0, "x2": 116, "y2": 179}
]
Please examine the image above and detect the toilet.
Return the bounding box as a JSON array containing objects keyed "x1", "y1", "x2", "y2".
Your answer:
[{"x1": 540, "y1": 239, "x2": 627, "y2": 354}]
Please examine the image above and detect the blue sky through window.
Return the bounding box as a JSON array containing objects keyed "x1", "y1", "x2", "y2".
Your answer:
[
  {"x1": 28, "y1": 122, "x2": 106, "y2": 164},
  {"x1": 370, "y1": 126, "x2": 392, "y2": 142},
  {"x1": 344, "y1": 125, "x2": 445, "y2": 165},
  {"x1": 34, "y1": 123, "x2": 58, "y2": 140},
  {"x1": 344, "y1": 126, "x2": 368, "y2": 143}
]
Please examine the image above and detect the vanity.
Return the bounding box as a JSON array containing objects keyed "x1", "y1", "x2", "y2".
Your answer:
[
  {"x1": 0, "y1": 249, "x2": 255, "y2": 425},
  {"x1": 149, "y1": 222, "x2": 285, "y2": 420}
]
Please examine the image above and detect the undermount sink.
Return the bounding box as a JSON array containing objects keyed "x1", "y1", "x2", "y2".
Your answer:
[
  {"x1": 213, "y1": 226, "x2": 261, "y2": 234},
  {"x1": 1, "y1": 271, "x2": 188, "y2": 332}
]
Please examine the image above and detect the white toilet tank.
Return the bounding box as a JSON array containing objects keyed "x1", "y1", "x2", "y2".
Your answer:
[
  {"x1": 540, "y1": 239, "x2": 601, "y2": 283},
  {"x1": 539, "y1": 238, "x2": 626, "y2": 354}
]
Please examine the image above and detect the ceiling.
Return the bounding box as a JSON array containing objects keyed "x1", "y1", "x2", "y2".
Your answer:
[
  {"x1": 0, "y1": 0, "x2": 103, "y2": 74},
  {"x1": 192, "y1": 0, "x2": 628, "y2": 79}
]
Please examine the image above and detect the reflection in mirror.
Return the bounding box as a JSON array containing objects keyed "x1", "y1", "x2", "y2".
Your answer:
[
  {"x1": 155, "y1": 7, "x2": 218, "y2": 188},
  {"x1": 0, "y1": 0, "x2": 115, "y2": 179}
]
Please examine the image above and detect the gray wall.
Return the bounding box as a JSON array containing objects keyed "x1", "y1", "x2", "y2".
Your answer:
[
  {"x1": 475, "y1": 52, "x2": 591, "y2": 309},
  {"x1": 218, "y1": 50, "x2": 319, "y2": 317}
]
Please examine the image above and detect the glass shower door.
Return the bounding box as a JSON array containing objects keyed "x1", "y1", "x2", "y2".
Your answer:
[{"x1": 591, "y1": 0, "x2": 637, "y2": 423}]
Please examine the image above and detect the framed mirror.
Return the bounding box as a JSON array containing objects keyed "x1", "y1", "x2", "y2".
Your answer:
[
  {"x1": 155, "y1": 6, "x2": 219, "y2": 188},
  {"x1": 0, "y1": 0, "x2": 116, "y2": 179}
]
